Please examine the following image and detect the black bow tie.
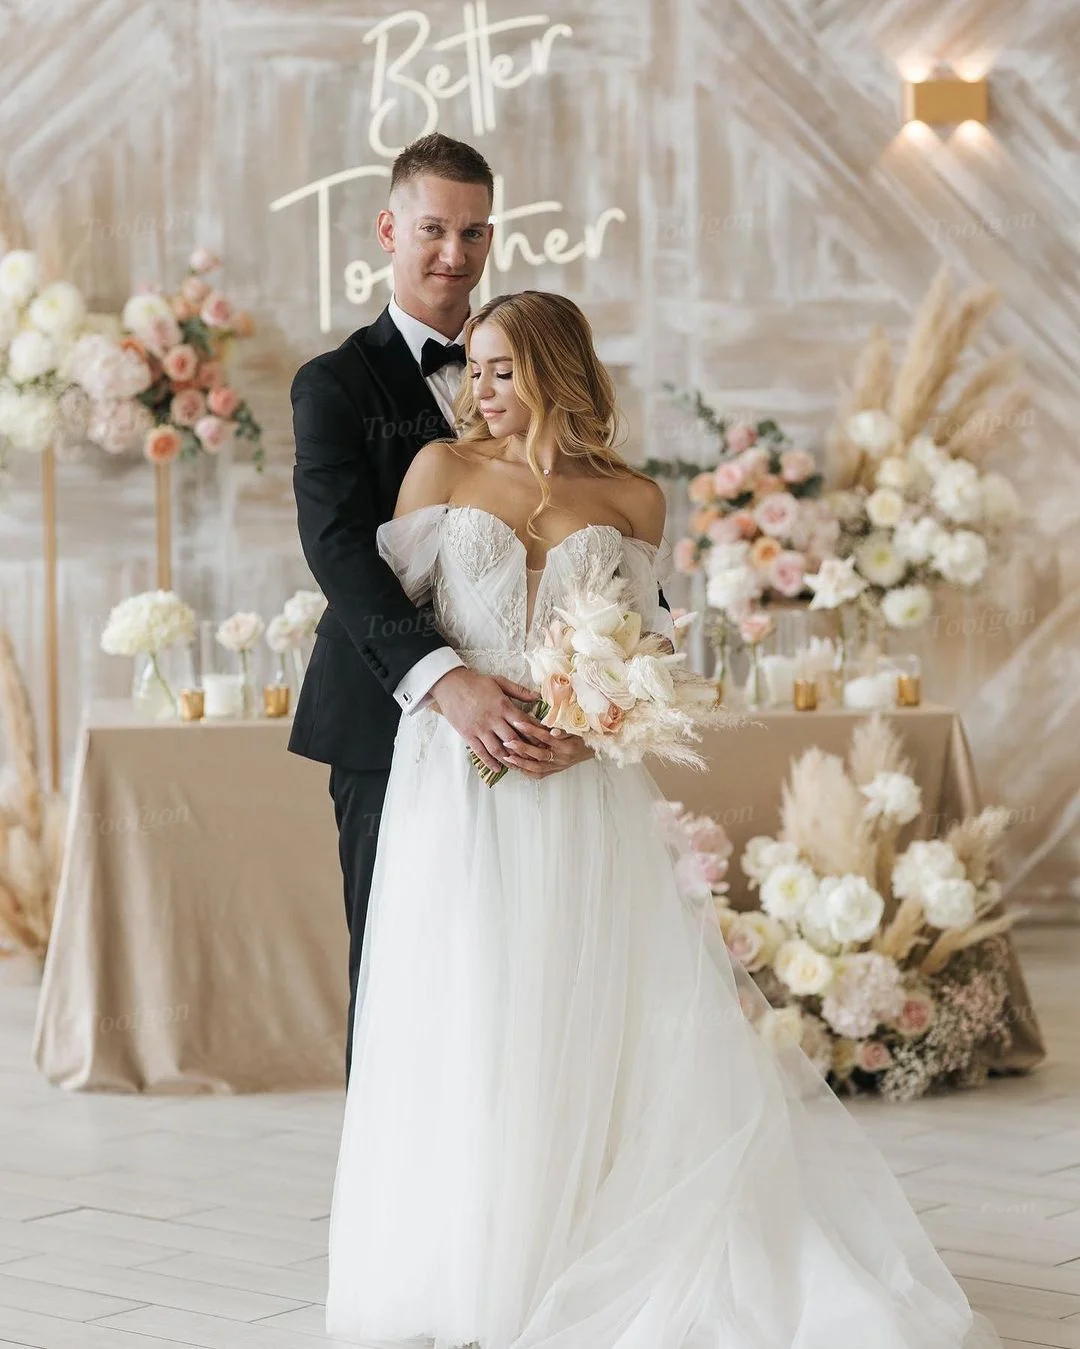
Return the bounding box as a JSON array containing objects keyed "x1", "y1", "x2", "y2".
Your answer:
[{"x1": 421, "y1": 338, "x2": 466, "y2": 377}]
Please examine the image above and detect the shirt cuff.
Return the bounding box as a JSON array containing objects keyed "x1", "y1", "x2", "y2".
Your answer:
[{"x1": 394, "y1": 646, "x2": 465, "y2": 713}]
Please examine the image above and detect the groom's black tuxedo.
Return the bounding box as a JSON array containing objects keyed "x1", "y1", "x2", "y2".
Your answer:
[{"x1": 289, "y1": 303, "x2": 671, "y2": 1084}]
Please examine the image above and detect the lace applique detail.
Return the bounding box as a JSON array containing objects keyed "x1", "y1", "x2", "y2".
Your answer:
[{"x1": 442, "y1": 508, "x2": 517, "y2": 582}]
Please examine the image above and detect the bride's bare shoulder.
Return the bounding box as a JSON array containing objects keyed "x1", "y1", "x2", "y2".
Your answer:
[
  {"x1": 395, "y1": 437, "x2": 491, "y2": 513},
  {"x1": 608, "y1": 466, "x2": 667, "y2": 545}
]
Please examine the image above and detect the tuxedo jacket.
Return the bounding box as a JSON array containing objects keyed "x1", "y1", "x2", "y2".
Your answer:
[{"x1": 288, "y1": 305, "x2": 668, "y2": 774}]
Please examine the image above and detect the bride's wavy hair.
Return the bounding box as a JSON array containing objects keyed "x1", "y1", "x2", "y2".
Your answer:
[{"x1": 452, "y1": 291, "x2": 653, "y2": 540}]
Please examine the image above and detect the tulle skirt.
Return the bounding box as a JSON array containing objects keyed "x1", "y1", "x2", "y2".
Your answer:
[{"x1": 326, "y1": 699, "x2": 1001, "y2": 1349}]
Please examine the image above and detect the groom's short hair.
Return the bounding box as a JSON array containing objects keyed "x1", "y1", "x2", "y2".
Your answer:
[{"x1": 390, "y1": 133, "x2": 494, "y2": 203}]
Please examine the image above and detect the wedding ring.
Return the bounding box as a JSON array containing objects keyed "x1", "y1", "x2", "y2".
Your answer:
[{"x1": 547, "y1": 748, "x2": 554, "y2": 762}]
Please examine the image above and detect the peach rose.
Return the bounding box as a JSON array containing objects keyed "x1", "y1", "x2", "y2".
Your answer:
[
  {"x1": 727, "y1": 423, "x2": 758, "y2": 453},
  {"x1": 189, "y1": 248, "x2": 220, "y2": 274},
  {"x1": 550, "y1": 696, "x2": 589, "y2": 735},
  {"x1": 198, "y1": 360, "x2": 225, "y2": 390},
  {"x1": 688, "y1": 506, "x2": 721, "y2": 536},
  {"x1": 894, "y1": 995, "x2": 935, "y2": 1038},
  {"x1": 769, "y1": 549, "x2": 807, "y2": 598},
  {"x1": 596, "y1": 701, "x2": 625, "y2": 734},
  {"x1": 688, "y1": 471, "x2": 717, "y2": 505},
  {"x1": 541, "y1": 670, "x2": 574, "y2": 710},
  {"x1": 144, "y1": 425, "x2": 182, "y2": 464},
  {"x1": 756, "y1": 473, "x2": 784, "y2": 495},
  {"x1": 163, "y1": 344, "x2": 200, "y2": 384},
  {"x1": 749, "y1": 536, "x2": 782, "y2": 570},
  {"x1": 753, "y1": 491, "x2": 800, "y2": 538},
  {"x1": 181, "y1": 276, "x2": 211, "y2": 305},
  {"x1": 194, "y1": 414, "x2": 234, "y2": 453},
  {"x1": 738, "y1": 610, "x2": 773, "y2": 645},
  {"x1": 143, "y1": 312, "x2": 182, "y2": 358},
  {"x1": 737, "y1": 447, "x2": 769, "y2": 480},
  {"x1": 731, "y1": 509, "x2": 757, "y2": 539},
  {"x1": 208, "y1": 385, "x2": 241, "y2": 418},
  {"x1": 200, "y1": 290, "x2": 234, "y2": 328},
  {"x1": 780, "y1": 448, "x2": 816, "y2": 484},
  {"x1": 673, "y1": 537, "x2": 701, "y2": 574},
  {"x1": 855, "y1": 1040, "x2": 893, "y2": 1073},
  {"x1": 713, "y1": 460, "x2": 747, "y2": 499},
  {"x1": 171, "y1": 296, "x2": 194, "y2": 321},
  {"x1": 170, "y1": 388, "x2": 206, "y2": 427}
]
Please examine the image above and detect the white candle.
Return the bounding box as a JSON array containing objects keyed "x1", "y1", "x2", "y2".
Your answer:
[
  {"x1": 761, "y1": 654, "x2": 795, "y2": 706},
  {"x1": 202, "y1": 672, "x2": 244, "y2": 718},
  {"x1": 842, "y1": 672, "x2": 898, "y2": 711}
]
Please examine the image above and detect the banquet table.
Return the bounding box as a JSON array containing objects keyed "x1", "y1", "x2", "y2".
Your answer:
[
  {"x1": 648, "y1": 701, "x2": 1045, "y2": 1074},
  {"x1": 34, "y1": 698, "x2": 1044, "y2": 1094}
]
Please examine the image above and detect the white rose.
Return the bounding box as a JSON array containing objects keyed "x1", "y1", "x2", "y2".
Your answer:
[
  {"x1": 875, "y1": 457, "x2": 913, "y2": 491},
  {"x1": 0, "y1": 249, "x2": 41, "y2": 305},
  {"x1": 907, "y1": 434, "x2": 950, "y2": 480},
  {"x1": 28, "y1": 280, "x2": 86, "y2": 338},
  {"x1": 894, "y1": 515, "x2": 948, "y2": 565},
  {"x1": 892, "y1": 840, "x2": 964, "y2": 903},
  {"x1": 932, "y1": 459, "x2": 984, "y2": 524},
  {"x1": 705, "y1": 540, "x2": 752, "y2": 573},
  {"x1": 0, "y1": 299, "x2": 19, "y2": 351},
  {"x1": 861, "y1": 771, "x2": 923, "y2": 825},
  {"x1": 282, "y1": 588, "x2": 326, "y2": 631},
  {"x1": 824, "y1": 874, "x2": 885, "y2": 944},
  {"x1": 855, "y1": 534, "x2": 907, "y2": 588},
  {"x1": 760, "y1": 1005, "x2": 805, "y2": 1053},
  {"x1": 866, "y1": 488, "x2": 905, "y2": 528},
  {"x1": 121, "y1": 291, "x2": 174, "y2": 332},
  {"x1": 805, "y1": 557, "x2": 867, "y2": 610},
  {"x1": 932, "y1": 530, "x2": 989, "y2": 587},
  {"x1": 922, "y1": 875, "x2": 977, "y2": 929},
  {"x1": 881, "y1": 583, "x2": 933, "y2": 629},
  {"x1": 7, "y1": 329, "x2": 57, "y2": 383},
  {"x1": 846, "y1": 410, "x2": 899, "y2": 457},
  {"x1": 575, "y1": 655, "x2": 635, "y2": 710},
  {"x1": 625, "y1": 653, "x2": 676, "y2": 705},
  {"x1": 737, "y1": 911, "x2": 787, "y2": 969},
  {"x1": 216, "y1": 611, "x2": 265, "y2": 653},
  {"x1": 980, "y1": 472, "x2": 1021, "y2": 527},
  {"x1": 761, "y1": 861, "x2": 819, "y2": 924},
  {"x1": 774, "y1": 938, "x2": 835, "y2": 996},
  {"x1": 570, "y1": 628, "x2": 626, "y2": 661},
  {"x1": 527, "y1": 643, "x2": 572, "y2": 683},
  {"x1": 741, "y1": 836, "x2": 799, "y2": 887},
  {"x1": 798, "y1": 878, "x2": 843, "y2": 954},
  {"x1": 266, "y1": 614, "x2": 304, "y2": 653}
]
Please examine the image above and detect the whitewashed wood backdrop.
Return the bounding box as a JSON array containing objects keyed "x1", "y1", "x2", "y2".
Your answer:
[{"x1": 0, "y1": 0, "x2": 1076, "y2": 915}]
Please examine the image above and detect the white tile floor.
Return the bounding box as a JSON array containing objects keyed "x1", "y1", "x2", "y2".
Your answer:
[{"x1": 0, "y1": 925, "x2": 1077, "y2": 1348}]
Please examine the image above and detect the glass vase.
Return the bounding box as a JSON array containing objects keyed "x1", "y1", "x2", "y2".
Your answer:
[
  {"x1": 742, "y1": 642, "x2": 766, "y2": 710},
  {"x1": 132, "y1": 651, "x2": 178, "y2": 719},
  {"x1": 237, "y1": 649, "x2": 257, "y2": 719}
]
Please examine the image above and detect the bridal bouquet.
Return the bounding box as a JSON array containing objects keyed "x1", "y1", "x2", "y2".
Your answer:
[
  {"x1": 469, "y1": 579, "x2": 724, "y2": 786},
  {"x1": 70, "y1": 248, "x2": 263, "y2": 467},
  {"x1": 713, "y1": 715, "x2": 1024, "y2": 1100},
  {"x1": 820, "y1": 268, "x2": 1024, "y2": 631}
]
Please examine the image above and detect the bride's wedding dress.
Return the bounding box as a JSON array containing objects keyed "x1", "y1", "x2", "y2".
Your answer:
[{"x1": 326, "y1": 502, "x2": 1000, "y2": 1349}]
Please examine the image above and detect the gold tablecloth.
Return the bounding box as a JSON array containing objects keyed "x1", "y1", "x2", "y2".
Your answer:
[
  {"x1": 648, "y1": 702, "x2": 1045, "y2": 1073},
  {"x1": 33, "y1": 700, "x2": 346, "y2": 1093},
  {"x1": 33, "y1": 700, "x2": 1043, "y2": 1094}
]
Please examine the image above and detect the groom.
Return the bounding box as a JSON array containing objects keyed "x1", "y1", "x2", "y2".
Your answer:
[{"x1": 289, "y1": 133, "x2": 670, "y2": 1083}]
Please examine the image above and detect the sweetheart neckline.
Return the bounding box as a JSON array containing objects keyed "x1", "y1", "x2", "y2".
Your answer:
[{"x1": 445, "y1": 503, "x2": 626, "y2": 571}]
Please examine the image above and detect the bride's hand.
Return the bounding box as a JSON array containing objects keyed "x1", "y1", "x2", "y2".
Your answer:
[
  {"x1": 429, "y1": 667, "x2": 542, "y2": 774},
  {"x1": 499, "y1": 723, "x2": 594, "y2": 778}
]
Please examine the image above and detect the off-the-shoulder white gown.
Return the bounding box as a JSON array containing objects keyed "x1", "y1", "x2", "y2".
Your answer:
[{"x1": 325, "y1": 503, "x2": 1001, "y2": 1349}]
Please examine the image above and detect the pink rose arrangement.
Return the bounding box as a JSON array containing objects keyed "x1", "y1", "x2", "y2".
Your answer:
[{"x1": 98, "y1": 248, "x2": 263, "y2": 468}]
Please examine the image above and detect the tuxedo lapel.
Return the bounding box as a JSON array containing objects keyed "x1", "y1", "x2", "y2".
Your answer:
[{"x1": 354, "y1": 308, "x2": 454, "y2": 446}]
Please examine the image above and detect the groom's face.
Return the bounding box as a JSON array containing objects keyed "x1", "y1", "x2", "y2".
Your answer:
[{"x1": 377, "y1": 175, "x2": 493, "y2": 321}]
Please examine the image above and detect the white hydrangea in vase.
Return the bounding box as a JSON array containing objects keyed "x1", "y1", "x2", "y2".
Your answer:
[{"x1": 101, "y1": 590, "x2": 196, "y2": 718}]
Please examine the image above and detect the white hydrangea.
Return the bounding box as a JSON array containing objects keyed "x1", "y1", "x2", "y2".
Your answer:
[
  {"x1": 881, "y1": 583, "x2": 933, "y2": 629},
  {"x1": 862, "y1": 771, "x2": 923, "y2": 825},
  {"x1": 7, "y1": 329, "x2": 57, "y2": 384},
  {"x1": 855, "y1": 533, "x2": 907, "y2": 588},
  {"x1": 907, "y1": 434, "x2": 950, "y2": 480},
  {"x1": 866, "y1": 487, "x2": 905, "y2": 529},
  {"x1": 932, "y1": 529, "x2": 989, "y2": 587},
  {"x1": 922, "y1": 876, "x2": 977, "y2": 929},
  {"x1": 932, "y1": 459, "x2": 984, "y2": 524},
  {"x1": 875, "y1": 457, "x2": 913, "y2": 491},
  {"x1": 0, "y1": 386, "x2": 58, "y2": 454},
  {"x1": 28, "y1": 280, "x2": 86, "y2": 338},
  {"x1": 101, "y1": 591, "x2": 196, "y2": 656},
  {"x1": 706, "y1": 564, "x2": 762, "y2": 616},
  {"x1": 894, "y1": 515, "x2": 948, "y2": 566},
  {"x1": 282, "y1": 588, "x2": 327, "y2": 633},
  {"x1": 892, "y1": 839, "x2": 964, "y2": 904},
  {"x1": 0, "y1": 249, "x2": 40, "y2": 306},
  {"x1": 819, "y1": 951, "x2": 905, "y2": 1039}
]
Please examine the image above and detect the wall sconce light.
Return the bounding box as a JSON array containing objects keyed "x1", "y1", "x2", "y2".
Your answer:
[{"x1": 902, "y1": 74, "x2": 989, "y2": 126}]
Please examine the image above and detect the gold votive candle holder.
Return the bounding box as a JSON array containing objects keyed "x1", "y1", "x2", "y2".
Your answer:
[
  {"x1": 793, "y1": 678, "x2": 818, "y2": 712},
  {"x1": 263, "y1": 683, "x2": 291, "y2": 718},
  {"x1": 178, "y1": 688, "x2": 204, "y2": 721},
  {"x1": 896, "y1": 673, "x2": 922, "y2": 707}
]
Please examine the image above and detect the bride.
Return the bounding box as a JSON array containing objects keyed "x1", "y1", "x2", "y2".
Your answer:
[{"x1": 325, "y1": 290, "x2": 1000, "y2": 1349}]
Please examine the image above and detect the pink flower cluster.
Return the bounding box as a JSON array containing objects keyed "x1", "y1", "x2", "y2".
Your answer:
[{"x1": 656, "y1": 800, "x2": 733, "y2": 902}]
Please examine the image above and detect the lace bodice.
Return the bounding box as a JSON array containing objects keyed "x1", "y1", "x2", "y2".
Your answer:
[{"x1": 376, "y1": 504, "x2": 669, "y2": 664}]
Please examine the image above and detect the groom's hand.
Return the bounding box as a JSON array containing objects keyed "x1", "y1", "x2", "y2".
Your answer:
[{"x1": 429, "y1": 667, "x2": 543, "y2": 775}]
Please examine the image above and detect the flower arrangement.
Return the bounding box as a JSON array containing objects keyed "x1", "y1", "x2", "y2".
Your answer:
[
  {"x1": 820, "y1": 268, "x2": 1024, "y2": 632},
  {"x1": 712, "y1": 715, "x2": 1024, "y2": 1100},
  {"x1": 0, "y1": 248, "x2": 91, "y2": 464},
  {"x1": 465, "y1": 579, "x2": 723, "y2": 787},
  {"x1": 655, "y1": 799, "x2": 733, "y2": 910},
  {"x1": 100, "y1": 590, "x2": 197, "y2": 715},
  {"x1": 71, "y1": 248, "x2": 263, "y2": 468},
  {"x1": 266, "y1": 589, "x2": 325, "y2": 684}
]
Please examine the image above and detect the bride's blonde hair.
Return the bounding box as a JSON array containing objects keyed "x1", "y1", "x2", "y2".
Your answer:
[{"x1": 452, "y1": 291, "x2": 652, "y2": 540}]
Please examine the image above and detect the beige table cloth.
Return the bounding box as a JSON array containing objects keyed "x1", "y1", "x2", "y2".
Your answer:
[
  {"x1": 33, "y1": 700, "x2": 347, "y2": 1093},
  {"x1": 649, "y1": 702, "x2": 1045, "y2": 1073},
  {"x1": 34, "y1": 699, "x2": 1043, "y2": 1094}
]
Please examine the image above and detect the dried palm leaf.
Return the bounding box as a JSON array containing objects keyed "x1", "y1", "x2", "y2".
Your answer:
[
  {"x1": 872, "y1": 895, "x2": 930, "y2": 961},
  {"x1": 847, "y1": 713, "x2": 910, "y2": 786},
  {"x1": 888, "y1": 267, "x2": 954, "y2": 435},
  {"x1": 0, "y1": 630, "x2": 42, "y2": 841},
  {"x1": 919, "y1": 909, "x2": 1027, "y2": 976},
  {"x1": 826, "y1": 327, "x2": 895, "y2": 489},
  {"x1": 937, "y1": 348, "x2": 1020, "y2": 447},
  {"x1": 946, "y1": 386, "x2": 1030, "y2": 462},
  {"x1": 0, "y1": 173, "x2": 28, "y2": 254},
  {"x1": 780, "y1": 747, "x2": 875, "y2": 881},
  {"x1": 945, "y1": 806, "x2": 1011, "y2": 889}
]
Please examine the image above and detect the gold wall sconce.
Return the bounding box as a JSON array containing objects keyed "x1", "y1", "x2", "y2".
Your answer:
[{"x1": 902, "y1": 75, "x2": 989, "y2": 127}]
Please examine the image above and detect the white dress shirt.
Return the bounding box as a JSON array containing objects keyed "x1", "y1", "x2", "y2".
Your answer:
[{"x1": 387, "y1": 297, "x2": 468, "y2": 715}]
